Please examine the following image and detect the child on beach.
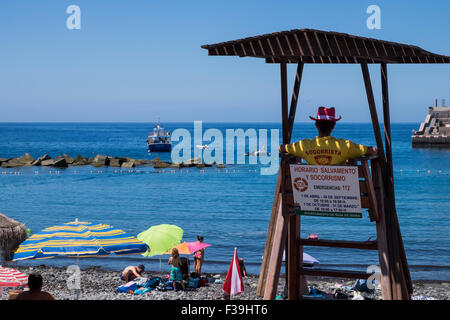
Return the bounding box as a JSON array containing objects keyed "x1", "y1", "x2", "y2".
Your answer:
[
  {"x1": 168, "y1": 248, "x2": 185, "y2": 291},
  {"x1": 193, "y1": 235, "x2": 205, "y2": 275}
]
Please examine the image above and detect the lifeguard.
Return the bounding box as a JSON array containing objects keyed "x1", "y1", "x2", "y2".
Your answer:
[{"x1": 279, "y1": 107, "x2": 377, "y2": 164}]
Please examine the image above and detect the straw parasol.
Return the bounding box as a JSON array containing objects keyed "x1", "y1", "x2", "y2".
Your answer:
[{"x1": 0, "y1": 213, "x2": 27, "y2": 264}]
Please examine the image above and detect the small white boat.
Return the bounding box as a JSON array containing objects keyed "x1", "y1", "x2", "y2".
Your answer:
[{"x1": 247, "y1": 146, "x2": 268, "y2": 156}]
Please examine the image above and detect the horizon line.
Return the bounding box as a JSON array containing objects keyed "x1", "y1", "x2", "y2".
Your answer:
[{"x1": 0, "y1": 121, "x2": 421, "y2": 124}]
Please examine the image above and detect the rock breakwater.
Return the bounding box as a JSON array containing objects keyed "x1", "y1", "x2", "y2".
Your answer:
[{"x1": 0, "y1": 154, "x2": 225, "y2": 170}]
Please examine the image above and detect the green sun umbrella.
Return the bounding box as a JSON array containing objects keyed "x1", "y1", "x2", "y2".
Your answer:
[{"x1": 137, "y1": 224, "x2": 183, "y2": 257}]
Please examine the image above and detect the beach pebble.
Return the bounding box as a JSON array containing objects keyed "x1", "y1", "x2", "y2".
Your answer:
[{"x1": 4, "y1": 265, "x2": 448, "y2": 300}]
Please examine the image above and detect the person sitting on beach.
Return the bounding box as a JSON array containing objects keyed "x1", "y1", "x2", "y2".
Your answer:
[
  {"x1": 168, "y1": 248, "x2": 185, "y2": 291},
  {"x1": 239, "y1": 258, "x2": 248, "y2": 277},
  {"x1": 15, "y1": 273, "x2": 55, "y2": 300},
  {"x1": 193, "y1": 235, "x2": 205, "y2": 275},
  {"x1": 278, "y1": 106, "x2": 377, "y2": 164},
  {"x1": 120, "y1": 264, "x2": 145, "y2": 282}
]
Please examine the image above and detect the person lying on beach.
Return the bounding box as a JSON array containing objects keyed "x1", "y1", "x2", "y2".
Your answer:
[
  {"x1": 168, "y1": 248, "x2": 185, "y2": 291},
  {"x1": 120, "y1": 265, "x2": 145, "y2": 282},
  {"x1": 15, "y1": 273, "x2": 55, "y2": 300},
  {"x1": 278, "y1": 106, "x2": 377, "y2": 165}
]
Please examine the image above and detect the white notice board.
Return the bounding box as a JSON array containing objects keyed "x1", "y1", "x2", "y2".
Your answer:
[{"x1": 290, "y1": 164, "x2": 362, "y2": 218}]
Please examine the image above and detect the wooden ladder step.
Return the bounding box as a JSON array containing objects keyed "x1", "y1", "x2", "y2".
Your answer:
[
  {"x1": 299, "y1": 238, "x2": 378, "y2": 250},
  {"x1": 299, "y1": 267, "x2": 371, "y2": 279}
]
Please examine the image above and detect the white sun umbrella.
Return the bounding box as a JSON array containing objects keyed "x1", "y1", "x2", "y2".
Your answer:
[
  {"x1": 283, "y1": 251, "x2": 320, "y2": 265},
  {"x1": 262, "y1": 251, "x2": 319, "y2": 265}
]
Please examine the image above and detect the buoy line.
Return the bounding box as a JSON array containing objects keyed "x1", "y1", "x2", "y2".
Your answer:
[{"x1": 1, "y1": 168, "x2": 448, "y2": 177}]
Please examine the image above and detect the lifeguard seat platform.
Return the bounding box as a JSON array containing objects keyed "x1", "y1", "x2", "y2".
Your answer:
[{"x1": 202, "y1": 28, "x2": 449, "y2": 300}]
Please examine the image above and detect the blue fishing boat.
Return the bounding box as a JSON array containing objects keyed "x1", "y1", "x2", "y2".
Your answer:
[{"x1": 147, "y1": 120, "x2": 171, "y2": 152}]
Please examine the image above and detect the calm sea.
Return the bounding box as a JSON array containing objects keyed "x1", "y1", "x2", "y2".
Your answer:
[{"x1": 0, "y1": 122, "x2": 449, "y2": 280}]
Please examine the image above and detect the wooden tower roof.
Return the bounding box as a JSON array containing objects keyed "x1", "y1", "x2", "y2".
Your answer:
[{"x1": 202, "y1": 28, "x2": 450, "y2": 64}]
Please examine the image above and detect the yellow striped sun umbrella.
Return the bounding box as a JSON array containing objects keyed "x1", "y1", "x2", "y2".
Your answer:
[{"x1": 13, "y1": 219, "x2": 148, "y2": 261}]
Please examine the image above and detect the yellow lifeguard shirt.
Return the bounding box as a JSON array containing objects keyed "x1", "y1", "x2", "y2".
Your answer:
[{"x1": 285, "y1": 136, "x2": 367, "y2": 165}]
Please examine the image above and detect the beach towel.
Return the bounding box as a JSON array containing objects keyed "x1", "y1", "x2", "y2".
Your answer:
[
  {"x1": 117, "y1": 281, "x2": 138, "y2": 293},
  {"x1": 134, "y1": 287, "x2": 152, "y2": 295},
  {"x1": 412, "y1": 295, "x2": 436, "y2": 300},
  {"x1": 134, "y1": 277, "x2": 149, "y2": 287},
  {"x1": 307, "y1": 287, "x2": 325, "y2": 298}
]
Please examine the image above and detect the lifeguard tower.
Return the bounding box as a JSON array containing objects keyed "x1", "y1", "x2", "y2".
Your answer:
[{"x1": 202, "y1": 29, "x2": 449, "y2": 300}]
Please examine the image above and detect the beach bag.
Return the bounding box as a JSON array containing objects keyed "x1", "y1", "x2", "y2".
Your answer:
[
  {"x1": 180, "y1": 257, "x2": 189, "y2": 280},
  {"x1": 198, "y1": 278, "x2": 208, "y2": 288},
  {"x1": 157, "y1": 280, "x2": 174, "y2": 291},
  {"x1": 188, "y1": 278, "x2": 199, "y2": 289},
  {"x1": 333, "y1": 289, "x2": 349, "y2": 300},
  {"x1": 155, "y1": 278, "x2": 168, "y2": 291},
  {"x1": 165, "y1": 281, "x2": 174, "y2": 291},
  {"x1": 156, "y1": 283, "x2": 167, "y2": 291},
  {"x1": 117, "y1": 281, "x2": 138, "y2": 293},
  {"x1": 145, "y1": 277, "x2": 161, "y2": 289},
  {"x1": 352, "y1": 279, "x2": 375, "y2": 293}
]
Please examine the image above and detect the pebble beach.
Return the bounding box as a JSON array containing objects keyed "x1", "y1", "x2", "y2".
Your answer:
[{"x1": 3, "y1": 265, "x2": 448, "y2": 300}]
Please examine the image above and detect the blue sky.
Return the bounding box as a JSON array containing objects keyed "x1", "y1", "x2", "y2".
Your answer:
[{"x1": 0, "y1": 0, "x2": 448, "y2": 122}]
